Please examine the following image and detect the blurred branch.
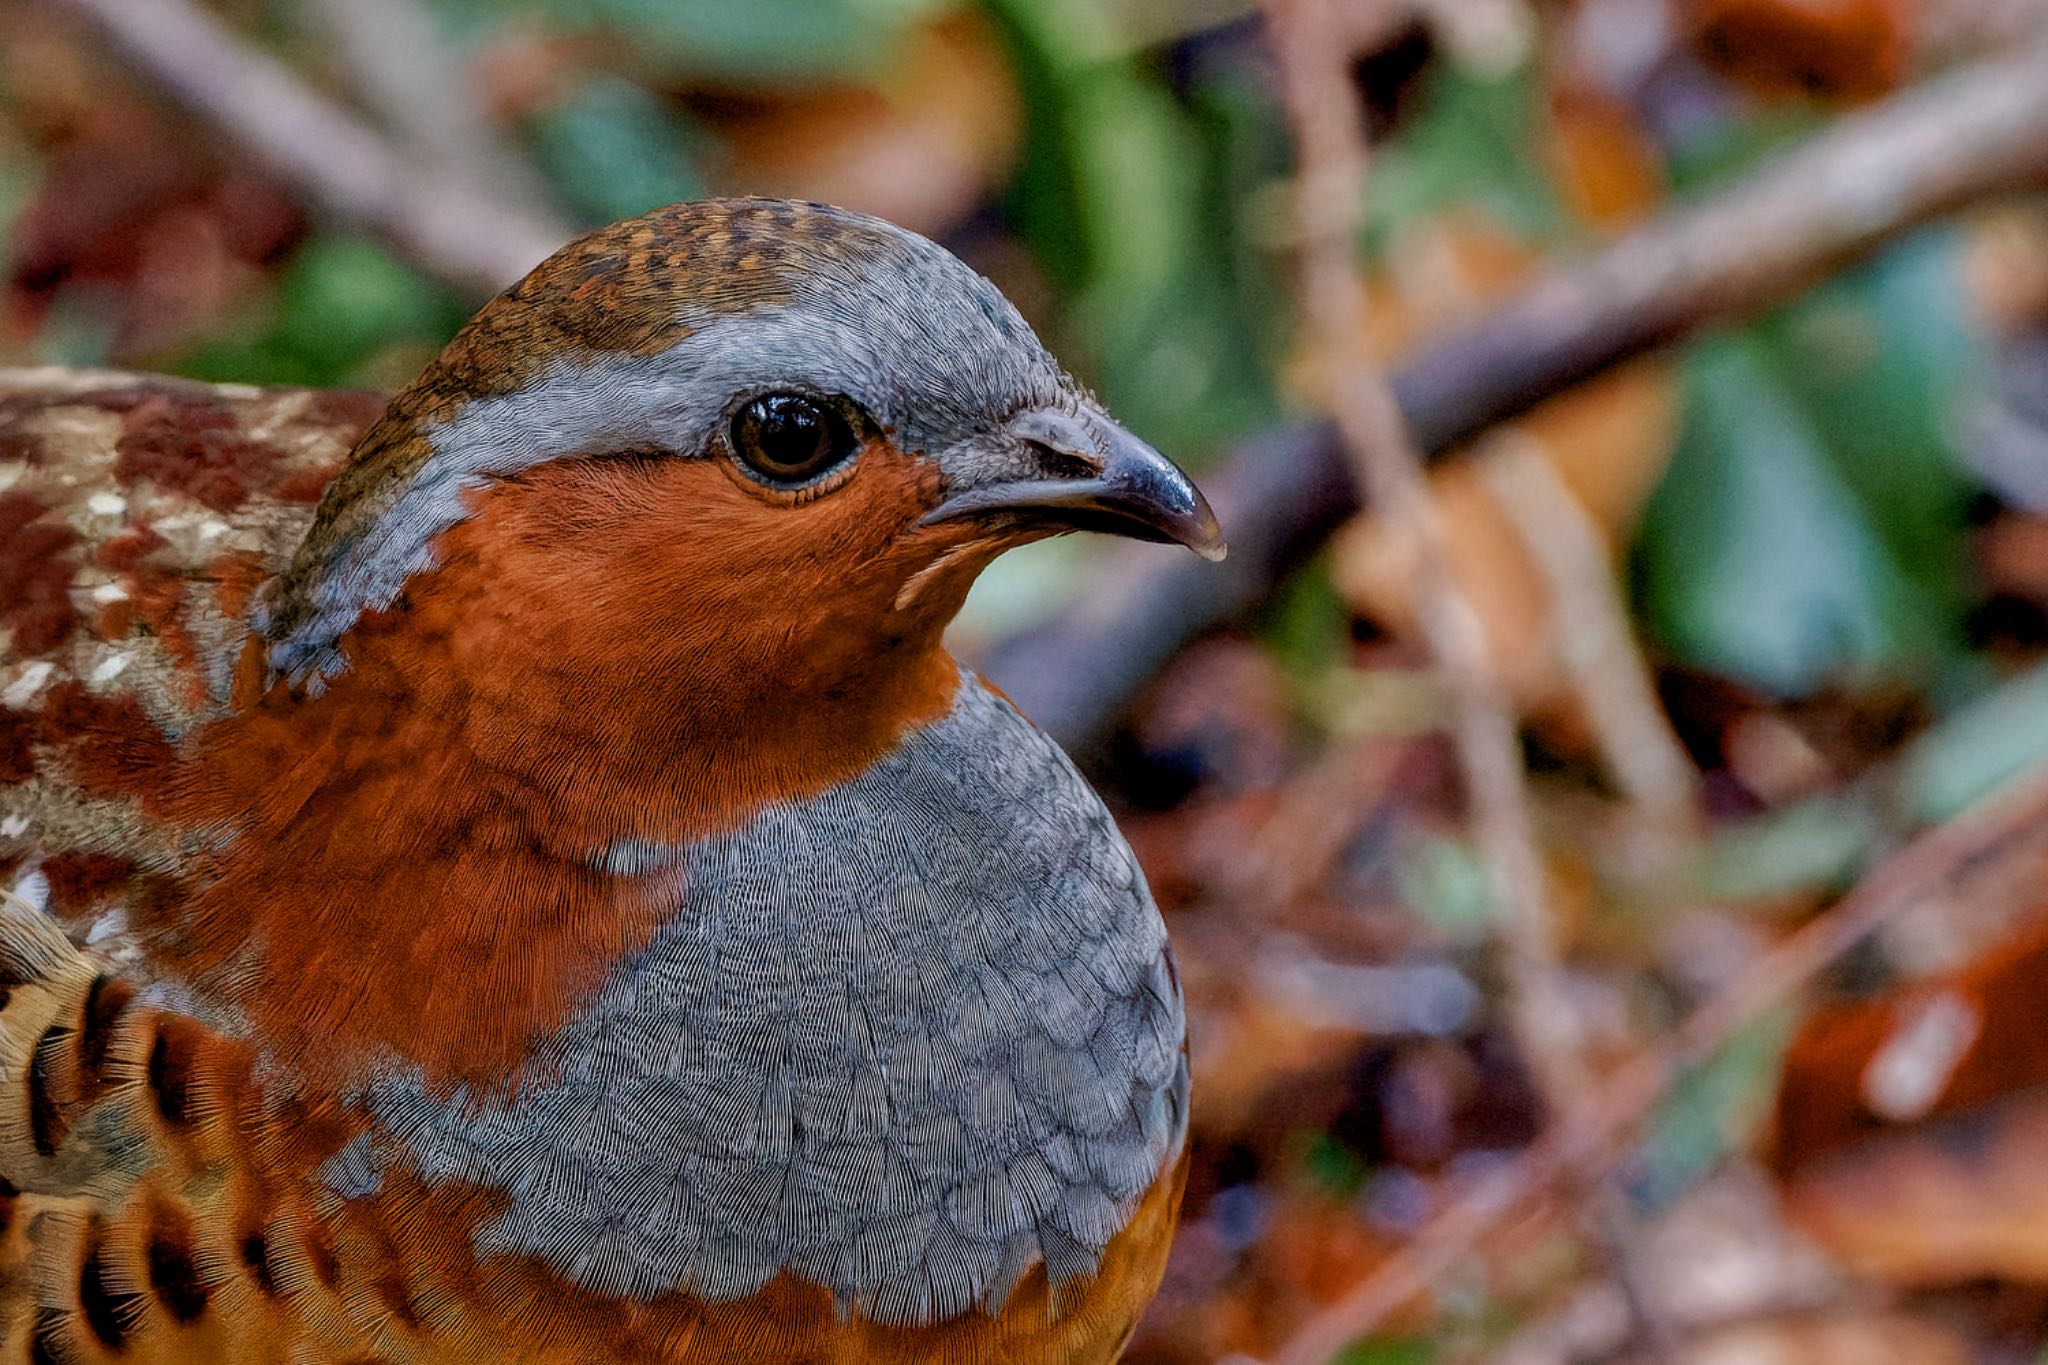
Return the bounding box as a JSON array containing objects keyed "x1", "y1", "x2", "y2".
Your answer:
[
  {"x1": 1259, "y1": 761, "x2": 2048, "y2": 1365},
  {"x1": 983, "y1": 37, "x2": 2048, "y2": 756},
  {"x1": 1261, "y1": 0, "x2": 1584, "y2": 1115},
  {"x1": 1479, "y1": 433, "x2": 1702, "y2": 830},
  {"x1": 299, "y1": 0, "x2": 560, "y2": 215},
  {"x1": 48, "y1": 0, "x2": 570, "y2": 297}
]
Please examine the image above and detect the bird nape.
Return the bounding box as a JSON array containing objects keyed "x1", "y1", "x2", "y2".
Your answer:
[{"x1": 0, "y1": 197, "x2": 1219, "y2": 1364}]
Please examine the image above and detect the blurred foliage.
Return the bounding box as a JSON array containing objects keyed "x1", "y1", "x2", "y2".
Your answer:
[
  {"x1": 1337, "y1": 1340, "x2": 1436, "y2": 1365},
  {"x1": 525, "y1": 76, "x2": 708, "y2": 223},
  {"x1": 983, "y1": 0, "x2": 1286, "y2": 447},
  {"x1": 1897, "y1": 656, "x2": 2048, "y2": 823},
  {"x1": 180, "y1": 235, "x2": 468, "y2": 388},
  {"x1": 1638, "y1": 333, "x2": 1936, "y2": 695},
  {"x1": 1363, "y1": 60, "x2": 1566, "y2": 250},
  {"x1": 1637, "y1": 235, "x2": 1985, "y2": 697},
  {"x1": 1697, "y1": 794, "x2": 1878, "y2": 901},
  {"x1": 432, "y1": 0, "x2": 948, "y2": 76},
  {"x1": 1634, "y1": 1012, "x2": 1795, "y2": 1205}
]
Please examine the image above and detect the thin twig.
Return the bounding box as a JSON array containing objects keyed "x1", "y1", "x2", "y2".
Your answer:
[
  {"x1": 49, "y1": 0, "x2": 568, "y2": 297},
  {"x1": 1587, "y1": 1184, "x2": 1684, "y2": 1365},
  {"x1": 297, "y1": 0, "x2": 562, "y2": 216},
  {"x1": 983, "y1": 38, "x2": 2048, "y2": 757},
  {"x1": 1261, "y1": 761, "x2": 2048, "y2": 1365},
  {"x1": 1264, "y1": 0, "x2": 1586, "y2": 1115},
  {"x1": 1478, "y1": 432, "x2": 1702, "y2": 830}
]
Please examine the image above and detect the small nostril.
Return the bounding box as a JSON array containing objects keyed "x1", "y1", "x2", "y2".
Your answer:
[{"x1": 1026, "y1": 439, "x2": 1100, "y2": 483}]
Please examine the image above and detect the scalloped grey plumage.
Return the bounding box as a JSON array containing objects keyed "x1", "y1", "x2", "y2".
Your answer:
[{"x1": 358, "y1": 675, "x2": 1188, "y2": 1324}]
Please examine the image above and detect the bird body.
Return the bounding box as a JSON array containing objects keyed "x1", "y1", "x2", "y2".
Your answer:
[{"x1": 0, "y1": 200, "x2": 1219, "y2": 1362}]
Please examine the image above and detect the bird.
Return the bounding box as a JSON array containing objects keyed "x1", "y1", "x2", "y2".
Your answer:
[{"x1": 0, "y1": 197, "x2": 1222, "y2": 1364}]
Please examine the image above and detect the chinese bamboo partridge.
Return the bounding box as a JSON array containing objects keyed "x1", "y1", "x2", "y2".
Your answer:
[{"x1": 0, "y1": 198, "x2": 1221, "y2": 1363}]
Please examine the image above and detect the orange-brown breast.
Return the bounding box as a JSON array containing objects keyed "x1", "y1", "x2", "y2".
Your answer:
[
  {"x1": 2, "y1": 337, "x2": 1189, "y2": 1361},
  {"x1": 130, "y1": 438, "x2": 982, "y2": 1091}
]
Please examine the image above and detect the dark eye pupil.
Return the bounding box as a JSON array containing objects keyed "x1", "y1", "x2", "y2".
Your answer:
[
  {"x1": 757, "y1": 400, "x2": 821, "y2": 462},
  {"x1": 733, "y1": 394, "x2": 852, "y2": 483}
]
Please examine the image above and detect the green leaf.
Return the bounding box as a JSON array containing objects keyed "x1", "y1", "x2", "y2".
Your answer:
[
  {"x1": 1755, "y1": 233, "x2": 1984, "y2": 611},
  {"x1": 540, "y1": 0, "x2": 937, "y2": 79},
  {"x1": 1697, "y1": 795, "x2": 1878, "y2": 903},
  {"x1": 277, "y1": 238, "x2": 460, "y2": 362},
  {"x1": 1263, "y1": 559, "x2": 1350, "y2": 679},
  {"x1": 1635, "y1": 334, "x2": 1939, "y2": 696},
  {"x1": 1635, "y1": 1012, "x2": 1794, "y2": 1205},
  {"x1": 1364, "y1": 59, "x2": 1565, "y2": 249},
  {"x1": 1337, "y1": 1338, "x2": 1437, "y2": 1365},
  {"x1": 978, "y1": 0, "x2": 1283, "y2": 451},
  {"x1": 526, "y1": 77, "x2": 707, "y2": 226},
  {"x1": 180, "y1": 236, "x2": 465, "y2": 388},
  {"x1": 1299, "y1": 1130, "x2": 1370, "y2": 1199},
  {"x1": 1898, "y1": 658, "x2": 2048, "y2": 825},
  {"x1": 1399, "y1": 835, "x2": 1497, "y2": 938}
]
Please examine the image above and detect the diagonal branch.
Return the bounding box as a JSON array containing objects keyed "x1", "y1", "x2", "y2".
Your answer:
[
  {"x1": 48, "y1": 0, "x2": 570, "y2": 297},
  {"x1": 983, "y1": 37, "x2": 2048, "y2": 756},
  {"x1": 296, "y1": 0, "x2": 561, "y2": 215}
]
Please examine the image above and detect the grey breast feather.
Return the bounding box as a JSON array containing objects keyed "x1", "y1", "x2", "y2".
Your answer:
[{"x1": 361, "y1": 673, "x2": 1188, "y2": 1326}]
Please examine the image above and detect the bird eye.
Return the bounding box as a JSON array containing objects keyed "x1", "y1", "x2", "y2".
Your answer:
[{"x1": 729, "y1": 393, "x2": 858, "y2": 486}]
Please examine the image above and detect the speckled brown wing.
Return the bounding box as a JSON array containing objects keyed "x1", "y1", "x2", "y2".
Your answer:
[
  {"x1": 0, "y1": 368, "x2": 383, "y2": 941},
  {"x1": 0, "y1": 906, "x2": 283, "y2": 1364},
  {"x1": 0, "y1": 370, "x2": 388, "y2": 1362},
  {"x1": 0, "y1": 896, "x2": 501, "y2": 1365},
  {"x1": 0, "y1": 372, "x2": 482, "y2": 1363}
]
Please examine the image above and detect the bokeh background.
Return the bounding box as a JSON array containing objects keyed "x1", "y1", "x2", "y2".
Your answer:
[{"x1": 13, "y1": 0, "x2": 2048, "y2": 1360}]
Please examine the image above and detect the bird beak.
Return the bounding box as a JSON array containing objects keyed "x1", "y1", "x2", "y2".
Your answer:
[
  {"x1": 921, "y1": 405, "x2": 1220, "y2": 560},
  {"x1": 920, "y1": 408, "x2": 1226, "y2": 561}
]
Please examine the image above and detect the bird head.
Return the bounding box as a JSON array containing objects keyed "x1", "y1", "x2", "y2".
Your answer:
[{"x1": 249, "y1": 199, "x2": 1220, "y2": 807}]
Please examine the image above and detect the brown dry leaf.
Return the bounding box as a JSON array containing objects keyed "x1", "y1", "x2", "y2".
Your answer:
[
  {"x1": 1360, "y1": 211, "x2": 1543, "y2": 364},
  {"x1": 1782, "y1": 1086, "x2": 2048, "y2": 1285},
  {"x1": 1128, "y1": 1188, "x2": 1406, "y2": 1364},
  {"x1": 1684, "y1": 1311, "x2": 1975, "y2": 1365},
  {"x1": 1974, "y1": 512, "x2": 2048, "y2": 609},
  {"x1": 4, "y1": 111, "x2": 299, "y2": 362},
  {"x1": 1775, "y1": 911, "x2": 2048, "y2": 1287},
  {"x1": 1959, "y1": 204, "x2": 2048, "y2": 338},
  {"x1": 1330, "y1": 360, "x2": 1681, "y2": 710},
  {"x1": 1687, "y1": 0, "x2": 1917, "y2": 101},
  {"x1": 707, "y1": 13, "x2": 1021, "y2": 238},
  {"x1": 1548, "y1": 84, "x2": 1666, "y2": 229},
  {"x1": 1775, "y1": 911, "x2": 2048, "y2": 1174}
]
